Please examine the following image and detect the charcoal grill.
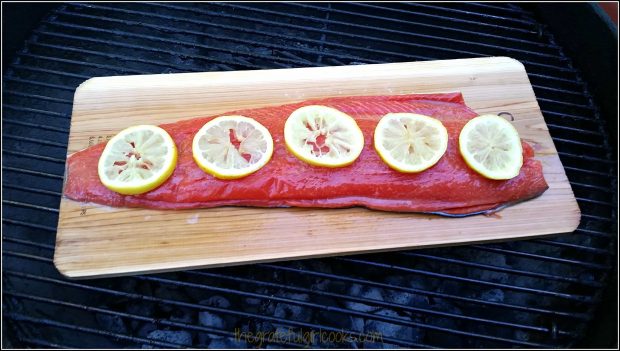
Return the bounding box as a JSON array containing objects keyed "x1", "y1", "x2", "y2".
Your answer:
[{"x1": 2, "y1": 2, "x2": 617, "y2": 348}]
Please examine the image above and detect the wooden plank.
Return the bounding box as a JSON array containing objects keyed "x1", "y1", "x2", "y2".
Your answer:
[{"x1": 54, "y1": 57, "x2": 580, "y2": 279}]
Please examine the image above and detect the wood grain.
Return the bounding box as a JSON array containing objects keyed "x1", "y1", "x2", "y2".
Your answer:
[{"x1": 54, "y1": 57, "x2": 580, "y2": 279}]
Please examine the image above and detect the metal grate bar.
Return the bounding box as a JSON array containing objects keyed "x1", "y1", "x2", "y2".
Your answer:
[
  {"x1": 567, "y1": 179, "x2": 613, "y2": 195},
  {"x1": 224, "y1": 3, "x2": 575, "y2": 73},
  {"x1": 2, "y1": 149, "x2": 65, "y2": 163},
  {"x1": 575, "y1": 228, "x2": 614, "y2": 237},
  {"x1": 551, "y1": 137, "x2": 606, "y2": 149},
  {"x1": 19, "y1": 15, "x2": 596, "y2": 103},
  {"x1": 34, "y1": 28, "x2": 260, "y2": 72},
  {"x1": 4, "y1": 74, "x2": 77, "y2": 91},
  {"x1": 527, "y1": 73, "x2": 582, "y2": 85},
  {"x1": 138, "y1": 273, "x2": 450, "y2": 330},
  {"x1": 287, "y1": 2, "x2": 539, "y2": 35},
  {"x1": 340, "y1": 3, "x2": 544, "y2": 43},
  {"x1": 3, "y1": 270, "x2": 428, "y2": 348},
  {"x1": 19, "y1": 338, "x2": 70, "y2": 349},
  {"x1": 62, "y1": 5, "x2": 408, "y2": 65},
  {"x1": 466, "y1": 2, "x2": 533, "y2": 14},
  {"x1": 2, "y1": 236, "x2": 561, "y2": 339},
  {"x1": 28, "y1": 41, "x2": 207, "y2": 73},
  {"x1": 4, "y1": 91, "x2": 73, "y2": 104},
  {"x1": 401, "y1": 3, "x2": 538, "y2": 26},
  {"x1": 398, "y1": 252, "x2": 603, "y2": 287},
  {"x1": 4, "y1": 251, "x2": 56, "y2": 263},
  {"x1": 14, "y1": 64, "x2": 92, "y2": 80},
  {"x1": 581, "y1": 213, "x2": 615, "y2": 223},
  {"x1": 45, "y1": 15, "x2": 326, "y2": 66},
  {"x1": 3, "y1": 119, "x2": 69, "y2": 134},
  {"x1": 338, "y1": 258, "x2": 594, "y2": 302},
  {"x1": 17, "y1": 52, "x2": 151, "y2": 74},
  {"x1": 532, "y1": 84, "x2": 589, "y2": 97},
  {"x1": 355, "y1": 2, "x2": 540, "y2": 27},
  {"x1": 14, "y1": 247, "x2": 580, "y2": 330},
  {"x1": 558, "y1": 151, "x2": 615, "y2": 164},
  {"x1": 569, "y1": 181, "x2": 613, "y2": 193},
  {"x1": 543, "y1": 111, "x2": 598, "y2": 128},
  {"x1": 3, "y1": 236, "x2": 55, "y2": 250},
  {"x1": 73, "y1": 3, "x2": 566, "y2": 73},
  {"x1": 5, "y1": 291, "x2": 306, "y2": 348},
  {"x1": 3, "y1": 313, "x2": 189, "y2": 348},
  {"x1": 2, "y1": 236, "x2": 591, "y2": 321},
  {"x1": 473, "y1": 234, "x2": 611, "y2": 260},
  {"x1": 4, "y1": 76, "x2": 76, "y2": 91},
  {"x1": 154, "y1": 1, "x2": 547, "y2": 56},
  {"x1": 537, "y1": 97, "x2": 595, "y2": 110},
  {"x1": 547, "y1": 123, "x2": 600, "y2": 135},
  {"x1": 4, "y1": 184, "x2": 63, "y2": 197},
  {"x1": 576, "y1": 197, "x2": 615, "y2": 207},
  {"x1": 34, "y1": 25, "x2": 288, "y2": 70},
  {"x1": 470, "y1": 245, "x2": 611, "y2": 270},
  {"x1": 541, "y1": 109, "x2": 599, "y2": 122},
  {"x1": 296, "y1": 3, "x2": 569, "y2": 62},
  {"x1": 137, "y1": 274, "x2": 553, "y2": 347},
  {"x1": 151, "y1": 2, "x2": 590, "y2": 82},
  {"x1": 565, "y1": 166, "x2": 614, "y2": 178},
  {"x1": 4, "y1": 252, "x2": 565, "y2": 347},
  {"x1": 2, "y1": 219, "x2": 57, "y2": 232},
  {"x1": 2, "y1": 200, "x2": 59, "y2": 213},
  {"x1": 533, "y1": 239, "x2": 611, "y2": 255},
  {"x1": 3, "y1": 166, "x2": 64, "y2": 180},
  {"x1": 3, "y1": 104, "x2": 69, "y2": 118},
  {"x1": 261, "y1": 264, "x2": 588, "y2": 319},
  {"x1": 186, "y1": 270, "x2": 570, "y2": 336},
  {"x1": 3, "y1": 135, "x2": 67, "y2": 148}
]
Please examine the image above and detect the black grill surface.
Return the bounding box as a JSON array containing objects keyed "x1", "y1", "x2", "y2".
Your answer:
[{"x1": 2, "y1": 3, "x2": 617, "y2": 348}]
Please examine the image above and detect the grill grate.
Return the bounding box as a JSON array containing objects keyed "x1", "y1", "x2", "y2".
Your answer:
[{"x1": 2, "y1": 2, "x2": 616, "y2": 348}]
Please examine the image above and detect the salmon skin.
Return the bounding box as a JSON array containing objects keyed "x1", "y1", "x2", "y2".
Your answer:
[{"x1": 63, "y1": 93, "x2": 548, "y2": 216}]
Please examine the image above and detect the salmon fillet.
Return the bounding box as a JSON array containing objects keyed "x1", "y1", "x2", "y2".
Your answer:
[{"x1": 63, "y1": 93, "x2": 548, "y2": 216}]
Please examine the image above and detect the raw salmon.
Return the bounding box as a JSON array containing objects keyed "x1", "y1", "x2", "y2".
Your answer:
[{"x1": 63, "y1": 93, "x2": 548, "y2": 216}]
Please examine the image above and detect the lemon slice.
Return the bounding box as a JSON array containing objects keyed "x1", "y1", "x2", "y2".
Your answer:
[
  {"x1": 374, "y1": 113, "x2": 449, "y2": 173},
  {"x1": 459, "y1": 114, "x2": 523, "y2": 180},
  {"x1": 192, "y1": 115, "x2": 274, "y2": 179},
  {"x1": 98, "y1": 125, "x2": 178, "y2": 195},
  {"x1": 284, "y1": 105, "x2": 364, "y2": 167}
]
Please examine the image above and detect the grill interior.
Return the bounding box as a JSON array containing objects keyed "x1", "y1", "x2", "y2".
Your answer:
[{"x1": 2, "y1": 3, "x2": 617, "y2": 348}]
